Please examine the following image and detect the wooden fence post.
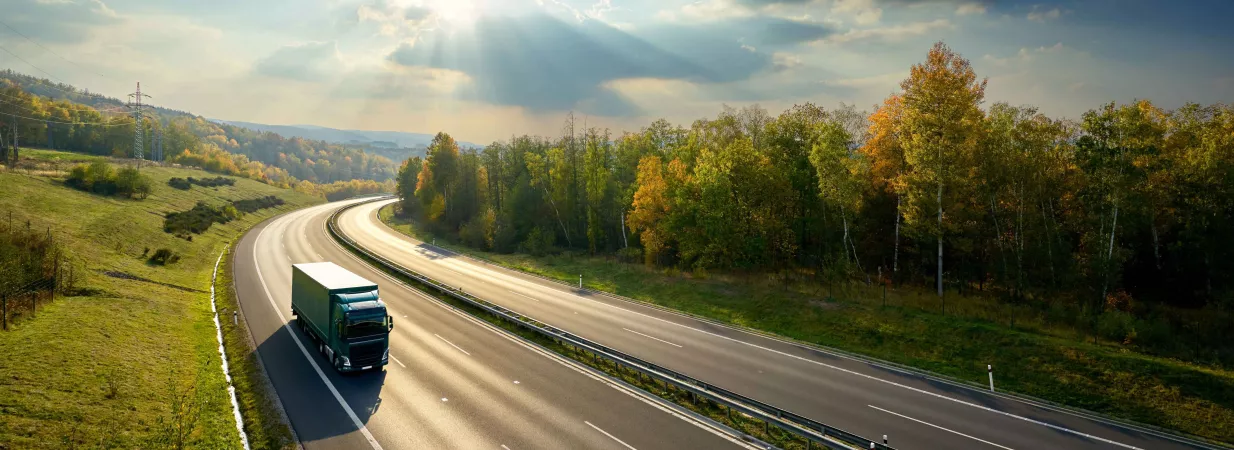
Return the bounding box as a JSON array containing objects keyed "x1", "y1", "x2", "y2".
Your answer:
[{"x1": 3, "y1": 293, "x2": 7, "y2": 331}]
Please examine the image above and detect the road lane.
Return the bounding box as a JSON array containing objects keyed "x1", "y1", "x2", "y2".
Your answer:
[
  {"x1": 337, "y1": 198, "x2": 1219, "y2": 450},
  {"x1": 235, "y1": 200, "x2": 752, "y2": 449}
]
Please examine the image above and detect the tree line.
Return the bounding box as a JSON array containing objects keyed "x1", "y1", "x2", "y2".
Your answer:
[
  {"x1": 0, "y1": 70, "x2": 398, "y2": 189},
  {"x1": 396, "y1": 42, "x2": 1234, "y2": 316}
]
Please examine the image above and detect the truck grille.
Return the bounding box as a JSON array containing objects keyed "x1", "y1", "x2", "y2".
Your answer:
[{"x1": 349, "y1": 339, "x2": 385, "y2": 367}]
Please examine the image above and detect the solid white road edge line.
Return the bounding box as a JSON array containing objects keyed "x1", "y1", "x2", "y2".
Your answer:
[
  {"x1": 869, "y1": 405, "x2": 1015, "y2": 450},
  {"x1": 253, "y1": 217, "x2": 384, "y2": 450},
  {"x1": 585, "y1": 421, "x2": 638, "y2": 450},
  {"x1": 350, "y1": 200, "x2": 1152, "y2": 450},
  {"x1": 575, "y1": 285, "x2": 1146, "y2": 450},
  {"x1": 622, "y1": 328, "x2": 683, "y2": 348},
  {"x1": 391, "y1": 356, "x2": 407, "y2": 368},
  {"x1": 210, "y1": 248, "x2": 250, "y2": 450},
  {"x1": 326, "y1": 229, "x2": 758, "y2": 450},
  {"x1": 434, "y1": 333, "x2": 472, "y2": 356}
]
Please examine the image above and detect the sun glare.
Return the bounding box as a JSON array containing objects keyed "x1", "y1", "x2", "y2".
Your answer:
[{"x1": 424, "y1": 0, "x2": 479, "y2": 28}]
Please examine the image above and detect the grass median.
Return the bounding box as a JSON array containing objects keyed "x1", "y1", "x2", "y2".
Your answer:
[
  {"x1": 0, "y1": 149, "x2": 319, "y2": 448},
  {"x1": 378, "y1": 204, "x2": 1234, "y2": 445}
]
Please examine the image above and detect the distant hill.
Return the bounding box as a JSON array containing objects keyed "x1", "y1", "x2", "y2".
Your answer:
[{"x1": 213, "y1": 120, "x2": 483, "y2": 150}]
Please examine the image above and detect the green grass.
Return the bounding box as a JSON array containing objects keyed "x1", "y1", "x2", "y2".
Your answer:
[
  {"x1": 0, "y1": 149, "x2": 320, "y2": 448},
  {"x1": 379, "y1": 205, "x2": 1234, "y2": 445},
  {"x1": 215, "y1": 244, "x2": 296, "y2": 449}
]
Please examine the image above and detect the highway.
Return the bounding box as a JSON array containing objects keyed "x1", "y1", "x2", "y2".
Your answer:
[
  {"x1": 233, "y1": 199, "x2": 754, "y2": 449},
  {"x1": 334, "y1": 198, "x2": 1220, "y2": 450}
]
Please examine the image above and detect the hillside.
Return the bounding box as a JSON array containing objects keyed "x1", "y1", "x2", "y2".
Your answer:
[
  {"x1": 0, "y1": 70, "x2": 398, "y2": 187},
  {"x1": 215, "y1": 120, "x2": 482, "y2": 150},
  {"x1": 0, "y1": 149, "x2": 318, "y2": 448}
]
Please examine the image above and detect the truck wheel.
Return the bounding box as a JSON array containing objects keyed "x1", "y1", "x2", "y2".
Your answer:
[{"x1": 333, "y1": 355, "x2": 343, "y2": 372}]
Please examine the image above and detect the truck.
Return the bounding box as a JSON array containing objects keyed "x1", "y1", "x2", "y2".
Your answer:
[{"x1": 291, "y1": 262, "x2": 393, "y2": 373}]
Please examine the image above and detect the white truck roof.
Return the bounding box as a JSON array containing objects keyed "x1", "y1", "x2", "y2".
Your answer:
[{"x1": 293, "y1": 262, "x2": 377, "y2": 291}]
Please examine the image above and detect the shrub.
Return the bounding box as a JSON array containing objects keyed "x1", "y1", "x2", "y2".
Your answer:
[
  {"x1": 520, "y1": 226, "x2": 556, "y2": 256},
  {"x1": 164, "y1": 202, "x2": 240, "y2": 235},
  {"x1": 232, "y1": 195, "x2": 284, "y2": 213},
  {"x1": 148, "y1": 248, "x2": 180, "y2": 265},
  {"x1": 115, "y1": 166, "x2": 152, "y2": 199},
  {"x1": 167, "y1": 178, "x2": 192, "y2": 190}
]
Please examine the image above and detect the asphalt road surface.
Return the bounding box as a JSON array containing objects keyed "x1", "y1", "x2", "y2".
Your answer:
[
  {"x1": 333, "y1": 198, "x2": 1222, "y2": 450},
  {"x1": 234, "y1": 199, "x2": 753, "y2": 450}
]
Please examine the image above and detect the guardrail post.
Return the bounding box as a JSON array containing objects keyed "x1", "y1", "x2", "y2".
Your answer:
[{"x1": 2, "y1": 293, "x2": 7, "y2": 330}]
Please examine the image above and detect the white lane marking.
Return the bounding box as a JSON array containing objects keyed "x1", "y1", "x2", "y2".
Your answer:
[
  {"x1": 446, "y1": 269, "x2": 465, "y2": 276},
  {"x1": 508, "y1": 290, "x2": 540, "y2": 302},
  {"x1": 501, "y1": 446, "x2": 511, "y2": 450},
  {"x1": 331, "y1": 206, "x2": 759, "y2": 450},
  {"x1": 870, "y1": 405, "x2": 1015, "y2": 450},
  {"x1": 622, "y1": 328, "x2": 683, "y2": 348},
  {"x1": 252, "y1": 221, "x2": 383, "y2": 450},
  {"x1": 441, "y1": 397, "x2": 448, "y2": 402},
  {"x1": 391, "y1": 356, "x2": 406, "y2": 368},
  {"x1": 585, "y1": 421, "x2": 637, "y2": 450},
  {"x1": 513, "y1": 380, "x2": 520, "y2": 385},
  {"x1": 434, "y1": 333, "x2": 471, "y2": 356},
  {"x1": 573, "y1": 288, "x2": 1144, "y2": 449},
  {"x1": 352, "y1": 199, "x2": 1139, "y2": 449}
]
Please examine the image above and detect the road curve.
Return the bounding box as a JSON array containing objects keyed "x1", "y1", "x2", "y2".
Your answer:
[
  {"x1": 336, "y1": 198, "x2": 1222, "y2": 450},
  {"x1": 233, "y1": 199, "x2": 752, "y2": 450}
]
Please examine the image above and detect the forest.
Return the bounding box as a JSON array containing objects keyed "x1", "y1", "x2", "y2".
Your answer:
[
  {"x1": 396, "y1": 43, "x2": 1234, "y2": 339},
  {"x1": 0, "y1": 69, "x2": 398, "y2": 188}
]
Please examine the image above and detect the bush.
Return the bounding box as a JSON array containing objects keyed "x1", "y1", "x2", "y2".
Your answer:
[
  {"x1": 115, "y1": 166, "x2": 152, "y2": 199},
  {"x1": 231, "y1": 195, "x2": 284, "y2": 213},
  {"x1": 66, "y1": 162, "x2": 150, "y2": 198},
  {"x1": 520, "y1": 226, "x2": 556, "y2": 256},
  {"x1": 164, "y1": 202, "x2": 240, "y2": 235},
  {"x1": 148, "y1": 248, "x2": 180, "y2": 265},
  {"x1": 167, "y1": 178, "x2": 192, "y2": 190}
]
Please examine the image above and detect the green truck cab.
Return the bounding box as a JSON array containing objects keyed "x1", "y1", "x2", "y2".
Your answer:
[{"x1": 291, "y1": 262, "x2": 393, "y2": 373}]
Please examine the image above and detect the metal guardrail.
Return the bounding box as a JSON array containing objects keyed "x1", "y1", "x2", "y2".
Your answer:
[{"x1": 328, "y1": 199, "x2": 893, "y2": 450}]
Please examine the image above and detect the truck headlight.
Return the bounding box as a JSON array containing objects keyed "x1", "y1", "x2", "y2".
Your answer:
[
  {"x1": 382, "y1": 348, "x2": 389, "y2": 361},
  {"x1": 341, "y1": 356, "x2": 351, "y2": 367}
]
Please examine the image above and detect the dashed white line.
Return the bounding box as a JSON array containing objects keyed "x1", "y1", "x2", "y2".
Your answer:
[
  {"x1": 446, "y1": 268, "x2": 465, "y2": 276},
  {"x1": 391, "y1": 356, "x2": 406, "y2": 368},
  {"x1": 508, "y1": 290, "x2": 540, "y2": 302},
  {"x1": 434, "y1": 333, "x2": 471, "y2": 356},
  {"x1": 252, "y1": 221, "x2": 383, "y2": 450},
  {"x1": 870, "y1": 405, "x2": 1015, "y2": 450},
  {"x1": 585, "y1": 421, "x2": 637, "y2": 450},
  {"x1": 501, "y1": 446, "x2": 511, "y2": 450},
  {"x1": 622, "y1": 328, "x2": 683, "y2": 348}
]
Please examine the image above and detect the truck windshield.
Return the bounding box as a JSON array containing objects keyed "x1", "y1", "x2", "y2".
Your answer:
[{"x1": 345, "y1": 314, "x2": 386, "y2": 340}]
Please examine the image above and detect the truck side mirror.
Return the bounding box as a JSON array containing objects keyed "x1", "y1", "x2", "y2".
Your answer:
[{"x1": 388, "y1": 316, "x2": 395, "y2": 331}]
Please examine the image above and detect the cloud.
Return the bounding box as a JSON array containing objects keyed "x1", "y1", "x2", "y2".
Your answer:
[
  {"x1": 656, "y1": 0, "x2": 756, "y2": 22},
  {"x1": 955, "y1": 2, "x2": 987, "y2": 15},
  {"x1": 820, "y1": 19, "x2": 953, "y2": 44},
  {"x1": 1027, "y1": 7, "x2": 1061, "y2": 22},
  {"x1": 2, "y1": 0, "x2": 120, "y2": 44},
  {"x1": 821, "y1": 71, "x2": 907, "y2": 89},
  {"x1": 254, "y1": 41, "x2": 344, "y2": 81},
  {"x1": 387, "y1": 13, "x2": 787, "y2": 116}
]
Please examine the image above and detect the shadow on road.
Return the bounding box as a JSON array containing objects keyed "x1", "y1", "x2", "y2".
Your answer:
[{"x1": 252, "y1": 319, "x2": 389, "y2": 447}]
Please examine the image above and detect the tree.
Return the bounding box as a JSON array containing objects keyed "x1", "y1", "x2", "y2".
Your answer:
[
  {"x1": 898, "y1": 42, "x2": 987, "y2": 297},
  {"x1": 395, "y1": 156, "x2": 423, "y2": 215},
  {"x1": 811, "y1": 116, "x2": 870, "y2": 276},
  {"x1": 863, "y1": 94, "x2": 908, "y2": 274}
]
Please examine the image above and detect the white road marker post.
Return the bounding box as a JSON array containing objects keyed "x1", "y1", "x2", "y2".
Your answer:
[
  {"x1": 579, "y1": 274, "x2": 583, "y2": 289},
  {"x1": 988, "y1": 364, "x2": 995, "y2": 392},
  {"x1": 233, "y1": 310, "x2": 238, "y2": 326},
  {"x1": 883, "y1": 435, "x2": 888, "y2": 446}
]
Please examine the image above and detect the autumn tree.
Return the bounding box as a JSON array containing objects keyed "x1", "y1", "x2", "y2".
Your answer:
[{"x1": 898, "y1": 42, "x2": 987, "y2": 297}]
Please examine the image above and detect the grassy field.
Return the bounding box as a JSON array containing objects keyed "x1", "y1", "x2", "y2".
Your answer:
[
  {"x1": 379, "y1": 205, "x2": 1234, "y2": 444},
  {"x1": 0, "y1": 149, "x2": 319, "y2": 448}
]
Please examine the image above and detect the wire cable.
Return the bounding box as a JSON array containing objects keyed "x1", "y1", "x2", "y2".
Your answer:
[
  {"x1": 0, "y1": 42, "x2": 106, "y2": 99},
  {"x1": 0, "y1": 19, "x2": 110, "y2": 80}
]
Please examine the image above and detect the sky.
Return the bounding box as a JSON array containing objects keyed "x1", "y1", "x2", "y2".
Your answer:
[{"x1": 2, "y1": 0, "x2": 1233, "y2": 144}]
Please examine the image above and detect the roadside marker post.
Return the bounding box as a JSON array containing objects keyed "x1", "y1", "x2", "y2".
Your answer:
[
  {"x1": 233, "y1": 310, "x2": 238, "y2": 326},
  {"x1": 579, "y1": 274, "x2": 583, "y2": 289},
  {"x1": 988, "y1": 364, "x2": 995, "y2": 392}
]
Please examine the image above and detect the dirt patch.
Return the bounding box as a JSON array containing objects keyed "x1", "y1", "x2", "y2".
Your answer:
[{"x1": 809, "y1": 299, "x2": 844, "y2": 311}]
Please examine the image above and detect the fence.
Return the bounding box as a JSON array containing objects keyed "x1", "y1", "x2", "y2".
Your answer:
[
  {"x1": 1, "y1": 213, "x2": 73, "y2": 331},
  {"x1": 328, "y1": 198, "x2": 893, "y2": 450}
]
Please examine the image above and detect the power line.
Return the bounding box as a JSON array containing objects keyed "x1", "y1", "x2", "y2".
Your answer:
[
  {"x1": 0, "y1": 90, "x2": 125, "y2": 114},
  {"x1": 0, "y1": 42, "x2": 106, "y2": 100},
  {"x1": 0, "y1": 19, "x2": 109, "y2": 80},
  {"x1": 0, "y1": 109, "x2": 134, "y2": 127}
]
